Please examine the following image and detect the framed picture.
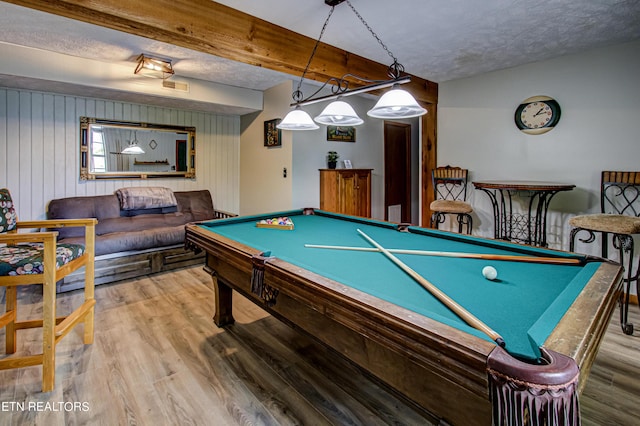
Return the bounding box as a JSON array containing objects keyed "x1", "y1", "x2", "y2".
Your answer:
[
  {"x1": 327, "y1": 126, "x2": 356, "y2": 142},
  {"x1": 264, "y1": 119, "x2": 282, "y2": 147},
  {"x1": 343, "y1": 160, "x2": 352, "y2": 169}
]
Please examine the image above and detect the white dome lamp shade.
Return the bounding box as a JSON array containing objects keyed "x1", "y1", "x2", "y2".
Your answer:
[
  {"x1": 121, "y1": 131, "x2": 145, "y2": 154},
  {"x1": 367, "y1": 88, "x2": 427, "y2": 119},
  {"x1": 314, "y1": 100, "x2": 364, "y2": 126},
  {"x1": 121, "y1": 143, "x2": 145, "y2": 155},
  {"x1": 277, "y1": 106, "x2": 319, "y2": 130}
]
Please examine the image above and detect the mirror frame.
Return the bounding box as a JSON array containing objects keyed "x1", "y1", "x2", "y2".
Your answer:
[{"x1": 80, "y1": 116, "x2": 196, "y2": 180}]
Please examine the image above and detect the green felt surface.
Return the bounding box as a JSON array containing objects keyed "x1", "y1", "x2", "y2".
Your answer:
[{"x1": 199, "y1": 210, "x2": 597, "y2": 360}]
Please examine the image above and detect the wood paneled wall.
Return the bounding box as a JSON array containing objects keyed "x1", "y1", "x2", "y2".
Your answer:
[{"x1": 0, "y1": 88, "x2": 240, "y2": 220}]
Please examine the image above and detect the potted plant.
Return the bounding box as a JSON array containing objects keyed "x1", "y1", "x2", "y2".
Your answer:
[{"x1": 327, "y1": 151, "x2": 339, "y2": 169}]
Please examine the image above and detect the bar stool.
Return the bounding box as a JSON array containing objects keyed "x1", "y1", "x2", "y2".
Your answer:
[
  {"x1": 430, "y1": 166, "x2": 473, "y2": 234},
  {"x1": 569, "y1": 171, "x2": 640, "y2": 335}
]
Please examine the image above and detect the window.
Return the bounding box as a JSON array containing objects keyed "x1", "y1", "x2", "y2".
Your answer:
[{"x1": 91, "y1": 129, "x2": 106, "y2": 173}]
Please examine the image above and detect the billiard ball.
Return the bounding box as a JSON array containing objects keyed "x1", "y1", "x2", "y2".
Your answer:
[{"x1": 482, "y1": 266, "x2": 498, "y2": 281}]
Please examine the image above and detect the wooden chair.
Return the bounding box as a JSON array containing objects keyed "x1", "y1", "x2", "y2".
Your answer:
[
  {"x1": 0, "y1": 188, "x2": 96, "y2": 392},
  {"x1": 569, "y1": 171, "x2": 640, "y2": 335},
  {"x1": 430, "y1": 166, "x2": 473, "y2": 234}
]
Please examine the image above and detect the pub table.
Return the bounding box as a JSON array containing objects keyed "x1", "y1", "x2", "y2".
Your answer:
[{"x1": 472, "y1": 180, "x2": 575, "y2": 247}]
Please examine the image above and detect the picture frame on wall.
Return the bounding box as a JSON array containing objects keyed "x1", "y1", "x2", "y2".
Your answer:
[
  {"x1": 264, "y1": 119, "x2": 282, "y2": 147},
  {"x1": 327, "y1": 126, "x2": 356, "y2": 142}
]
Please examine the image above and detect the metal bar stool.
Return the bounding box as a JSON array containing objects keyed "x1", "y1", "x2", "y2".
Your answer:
[
  {"x1": 430, "y1": 166, "x2": 473, "y2": 234},
  {"x1": 569, "y1": 171, "x2": 640, "y2": 335}
]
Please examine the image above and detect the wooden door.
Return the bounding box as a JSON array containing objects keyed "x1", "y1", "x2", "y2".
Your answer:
[
  {"x1": 384, "y1": 122, "x2": 412, "y2": 223},
  {"x1": 175, "y1": 140, "x2": 187, "y2": 171}
]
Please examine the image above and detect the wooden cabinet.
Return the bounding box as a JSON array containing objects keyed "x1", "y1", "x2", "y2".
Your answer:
[{"x1": 320, "y1": 169, "x2": 372, "y2": 218}]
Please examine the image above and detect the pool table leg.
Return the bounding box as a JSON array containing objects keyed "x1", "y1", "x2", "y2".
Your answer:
[{"x1": 204, "y1": 264, "x2": 235, "y2": 327}]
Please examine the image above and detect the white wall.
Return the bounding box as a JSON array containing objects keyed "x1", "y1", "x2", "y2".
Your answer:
[
  {"x1": 438, "y1": 40, "x2": 640, "y2": 252},
  {"x1": 0, "y1": 88, "x2": 241, "y2": 220},
  {"x1": 239, "y1": 81, "x2": 293, "y2": 215},
  {"x1": 10, "y1": 39, "x2": 635, "y2": 251},
  {"x1": 290, "y1": 94, "x2": 381, "y2": 218},
  {"x1": 290, "y1": 89, "x2": 420, "y2": 221},
  {"x1": 240, "y1": 80, "x2": 423, "y2": 221}
]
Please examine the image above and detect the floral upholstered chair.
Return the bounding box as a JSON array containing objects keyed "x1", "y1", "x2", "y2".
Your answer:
[{"x1": 0, "y1": 188, "x2": 97, "y2": 392}]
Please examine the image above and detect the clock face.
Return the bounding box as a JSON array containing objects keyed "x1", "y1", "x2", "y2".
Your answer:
[
  {"x1": 514, "y1": 96, "x2": 561, "y2": 135},
  {"x1": 520, "y1": 102, "x2": 553, "y2": 128}
]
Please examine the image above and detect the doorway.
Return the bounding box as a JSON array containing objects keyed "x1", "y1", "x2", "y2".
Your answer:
[
  {"x1": 175, "y1": 140, "x2": 187, "y2": 171},
  {"x1": 384, "y1": 122, "x2": 412, "y2": 223}
]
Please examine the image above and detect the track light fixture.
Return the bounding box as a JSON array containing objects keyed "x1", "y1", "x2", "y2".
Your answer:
[{"x1": 278, "y1": 0, "x2": 426, "y2": 131}]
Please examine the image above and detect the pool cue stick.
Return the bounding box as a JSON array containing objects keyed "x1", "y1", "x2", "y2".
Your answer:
[
  {"x1": 356, "y1": 229, "x2": 506, "y2": 347},
  {"x1": 304, "y1": 244, "x2": 581, "y2": 265}
]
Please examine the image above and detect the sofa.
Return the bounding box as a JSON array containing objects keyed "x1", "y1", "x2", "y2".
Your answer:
[{"x1": 47, "y1": 187, "x2": 234, "y2": 292}]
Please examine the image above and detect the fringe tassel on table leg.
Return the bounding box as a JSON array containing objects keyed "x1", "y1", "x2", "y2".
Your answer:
[
  {"x1": 251, "y1": 254, "x2": 279, "y2": 307},
  {"x1": 487, "y1": 346, "x2": 581, "y2": 426},
  {"x1": 488, "y1": 370, "x2": 580, "y2": 426},
  {"x1": 251, "y1": 261, "x2": 265, "y2": 297}
]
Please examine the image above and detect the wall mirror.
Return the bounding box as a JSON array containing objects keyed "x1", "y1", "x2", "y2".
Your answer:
[{"x1": 80, "y1": 117, "x2": 196, "y2": 180}]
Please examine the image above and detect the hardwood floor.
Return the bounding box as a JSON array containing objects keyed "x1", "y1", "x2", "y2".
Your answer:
[{"x1": 1, "y1": 266, "x2": 639, "y2": 425}]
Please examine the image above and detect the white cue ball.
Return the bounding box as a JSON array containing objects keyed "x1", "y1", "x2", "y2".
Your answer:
[{"x1": 482, "y1": 266, "x2": 498, "y2": 281}]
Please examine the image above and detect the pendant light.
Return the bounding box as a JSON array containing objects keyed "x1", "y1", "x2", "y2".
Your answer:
[
  {"x1": 121, "y1": 131, "x2": 145, "y2": 154},
  {"x1": 367, "y1": 88, "x2": 427, "y2": 119},
  {"x1": 314, "y1": 100, "x2": 364, "y2": 125},
  {"x1": 277, "y1": 106, "x2": 319, "y2": 130},
  {"x1": 278, "y1": 3, "x2": 337, "y2": 131},
  {"x1": 278, "y1": 0, "x2": 426, "y2": 131}
]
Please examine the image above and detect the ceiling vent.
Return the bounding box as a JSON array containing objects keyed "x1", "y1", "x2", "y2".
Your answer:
[{"x1": 162, "y1": 80, "x2": 189, "y2": 92}]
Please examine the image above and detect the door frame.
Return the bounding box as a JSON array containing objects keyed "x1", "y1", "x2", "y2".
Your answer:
[{"x1": 421, "y1": 103, "x2": 437, "y2": 227}]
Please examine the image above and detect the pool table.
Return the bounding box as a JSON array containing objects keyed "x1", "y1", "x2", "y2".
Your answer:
[{"x1": 185, "y1": 209, "x2": 622, "y2": 425}]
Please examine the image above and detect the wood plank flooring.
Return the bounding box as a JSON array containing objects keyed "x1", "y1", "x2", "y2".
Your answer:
[{"x1": 1, "y1": 266, "x2": 639, "y2": 425}]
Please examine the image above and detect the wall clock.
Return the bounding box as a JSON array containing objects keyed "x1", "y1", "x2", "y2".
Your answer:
[{"x1": 514, "y1": 95, "x2": 561, "y2": 135}]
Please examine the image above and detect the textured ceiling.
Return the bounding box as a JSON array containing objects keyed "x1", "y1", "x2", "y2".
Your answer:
[
  {"x1": 216, "y1": 0, "x2": 640, "y2": 83},
  {"x1": 0, "y1": 0, "x2": 639, "y2": 106}
]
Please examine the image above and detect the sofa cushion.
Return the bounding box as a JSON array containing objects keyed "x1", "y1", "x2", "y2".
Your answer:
[
  {"x1": 96, "y1": 212, "x2": 195, "y2": 235},
  {"x1": 47, "y1": 194, "x2": 120, "y2": 238},
  {"x1": 61, "y1": 225, "x2": 187, "y2": 256},
  {"x1": 175, "y1": 190, "x2": 215, "y2": 221}
]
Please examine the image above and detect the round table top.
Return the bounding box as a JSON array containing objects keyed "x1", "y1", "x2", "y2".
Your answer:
[{"x1": 472, "y1": 180, "x2": 576, "y2": 191}]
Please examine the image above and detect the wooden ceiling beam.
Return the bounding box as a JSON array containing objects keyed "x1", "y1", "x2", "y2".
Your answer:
[{"x1": 5, "y1": 0, "x2": 437, "y2": 104}]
